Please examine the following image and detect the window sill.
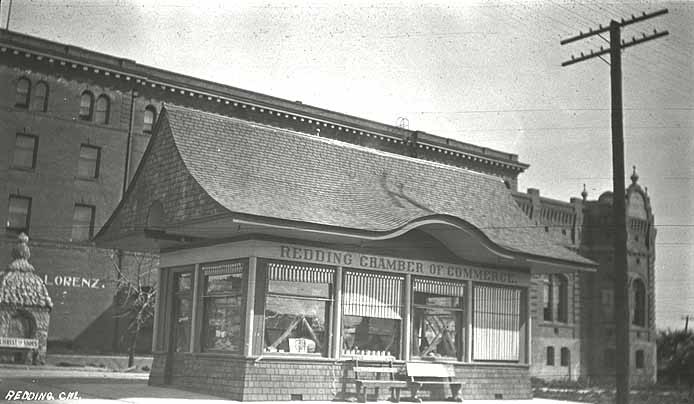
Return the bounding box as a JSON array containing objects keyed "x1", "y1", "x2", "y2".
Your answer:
[
  {"x1": 153, "y1": 352, "x2": 530, "y2": 368},
  {"x1": 408, "y1": 358, "x2": 529, "y2": 368}
]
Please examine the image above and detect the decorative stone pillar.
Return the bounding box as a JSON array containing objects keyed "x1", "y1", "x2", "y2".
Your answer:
[{"x1": 0, "y1": 234, "x2": 52, "y2": 364}]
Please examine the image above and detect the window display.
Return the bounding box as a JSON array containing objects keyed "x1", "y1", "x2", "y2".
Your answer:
[
  {"x1": 342, "y1": 271, "x2": 403, "y2": 359},
  {"x1": 263, "y1": 262, "x2": 333, "y2": 356},
  {"x1": 412, "y1": 278, "x2": 465, "y2": 360},
  {"x1": 201, "y1": 260, "x2": 246, "y2": 352}
]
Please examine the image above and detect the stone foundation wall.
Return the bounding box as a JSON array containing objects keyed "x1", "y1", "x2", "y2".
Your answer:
[{"x1": 150, "y1": 353, "x2": 531, "y2": 401}]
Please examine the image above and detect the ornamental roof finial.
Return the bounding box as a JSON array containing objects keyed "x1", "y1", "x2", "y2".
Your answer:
[
  {"x1": 11, "y1": 232, "x2": 31, "y2": 261},
  {"x1": 581, "y1": 184, "x2": 588, "y2": 201},
  {"x1": 631, "y1": 165, "x2": 639, "y2": 185}
]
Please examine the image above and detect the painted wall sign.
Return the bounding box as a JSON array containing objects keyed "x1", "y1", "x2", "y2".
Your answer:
[
  {"x1": 0, "y1": 337, "x2": 39, "y2": 349},
  {"x1": 39, "y1": 274, "x2": 106, "y2": 289},
  {"x1": 277, "y1": 244, "x2": 528, "y2": 286}
]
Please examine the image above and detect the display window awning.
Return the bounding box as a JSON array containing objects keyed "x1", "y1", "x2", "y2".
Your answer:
[
  {"x1": 267, "y1": 262, "x2": 334, "y2": 284},
  {"x1": 414, "y1": 278, "x2": 465, "y2": 297},
  {"x1": 343, "y1": 272, "x2": 403, "y2": 320}
]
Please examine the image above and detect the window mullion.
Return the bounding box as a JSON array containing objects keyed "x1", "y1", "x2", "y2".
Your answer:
[{"x1": 244, "y1": 256, "x2": 257, "y2": 357}]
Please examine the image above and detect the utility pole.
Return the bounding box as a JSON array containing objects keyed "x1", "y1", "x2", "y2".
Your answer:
[
  {"x1": 682, "y1": 314, "x2": 694, "y2": 333},
  {"x1": 4, "y1": 0, "x2": 12, "y2": 30},
  {"x1": 560, "y1": 9, "x2": 669, "y2": 404}
]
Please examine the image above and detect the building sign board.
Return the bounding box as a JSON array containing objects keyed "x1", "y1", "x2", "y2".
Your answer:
[
  {"x1": 276, "y1": 244, "x2": 529, "y2": 286},
  {"x1": 39, "y1": 274, "x2": 106, "y2": 289},
  {"x1": 0, "y1": 337, "x2": 39, "y2": 349}
]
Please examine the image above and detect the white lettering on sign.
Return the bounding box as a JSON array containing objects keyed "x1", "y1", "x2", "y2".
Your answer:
[
  {"x1": 278, "y1": 244, "x2": 529, "y2": 286},
  {"x1": 40, "y1": 274, "x2": 105, "y2": 289},
  {"x1": 0, "y1": 337, "x2": 39, "y2": 349}
]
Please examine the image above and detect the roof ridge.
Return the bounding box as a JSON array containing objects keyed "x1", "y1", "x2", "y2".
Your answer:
[{"x1": 164, "y1": 104, "x2": 506, "y2": 184}]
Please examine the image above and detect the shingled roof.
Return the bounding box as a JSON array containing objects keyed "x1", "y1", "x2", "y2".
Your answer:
[
  {"x1": 0, "y1": 234, "x2": 53, "y2": 309},
  {"x1": 99, "y1": 105, "x2": 594, "y2": 267}
]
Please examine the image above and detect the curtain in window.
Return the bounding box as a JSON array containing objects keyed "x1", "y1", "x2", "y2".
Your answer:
[
  {"x1": 473, "y1": 284, "x2": 521, "y2": 361},
  {"x1": 343, "y1": 272, "x2": 402, "y2": 319},
  {"x1": 414, "y1": 278, "x2": 465, "y2": 297},
  {"x1": 201, "y1": 260, "x2": 246, "y2": 276},
  {"x1": 268, "y1": 262, "x2": 334, "y2": 283}
]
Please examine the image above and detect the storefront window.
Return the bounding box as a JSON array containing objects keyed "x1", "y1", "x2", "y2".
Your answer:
[
  {"x1": 263, "y1": 262, "x2": 334, "y2": 356},
  {"x1": 412, "y1": 278, "x2": 465, "y2": 360},
  {"x1": 172, "y1": 271, "x2": 193, "y2": 352},
  {"x1": 342, "y1": 271, "x2": 403, "y2": 359},
  {"x1": 472, "y1": 284, "x2": 521, "y2": 362},
  {"x1": 201, "y1": 260, "x2": 246, "y2": 353}
]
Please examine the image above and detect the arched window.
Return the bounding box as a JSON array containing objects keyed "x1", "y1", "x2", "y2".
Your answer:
[
  {"x1": 555, "y1": 275, "x2": 568, "y2": 322},
  {"x1": 632, "y1": 279, "x2": 646, "y2": 327},
  {"x1": 546, "y1": 346, "x2": 555, "y2": 366},
  {"x1": 15, "y1": 77, "x2": 31, "y2": 108},
  {"x1": 31, "y1": 81, "x2": 49, "y2": 112},
  {"x1": 542, "y1": 274, "x2": 569, "y2": 323},
  {"x1": 542, "y1": 276, "x2": 552, "y2": 321},
  {"x1": 94, "y1": 95, "x2": 110, "y2": 124},
  {"x1": 143, "y1": 105, "x2": 157, "y2": 133},
  {"x1": 79, "y1": 91, "x2": 94, "y2": 120}
]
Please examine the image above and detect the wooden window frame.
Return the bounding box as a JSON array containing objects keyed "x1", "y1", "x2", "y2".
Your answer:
[
  {"x1": 78, "y1": 144, "x2": 101, "y2": 179},
  {"x1": 94, "y1": 95, "x2": 110, "y2": 124},
  {"x1": 411, "y1": 278, "x2": 466, "y2": 362},
  {"x1": 262, "y1": 260, "x2": 335, "y2": 357},
  {"x1": 12, "y1": 133, "x2": 39, "y2": 170},
  {"x1": 546, "y1": 346, "x2": 555, "y2": 366},
  {"x1": 79, "y1": 91, "x2": 94, "y2": 120},
  {"x1": 15, "y1": 77, "x2": 30, "y2": 108},
  {"x1": 31, "y1": 81, "x2": 49, "y2": 112},
  {"x1": 71, "y1": 203, "x2": 95, "y2": 241},
  {"x1": 143, "y1": 105, "x2": 157, "y2": 133},
  {"x1": 199, "y1": 260, "x2": 247, "y2": 354},
  {"x1": 6, "y1": 195, "x2": 32, "y2": 233}
]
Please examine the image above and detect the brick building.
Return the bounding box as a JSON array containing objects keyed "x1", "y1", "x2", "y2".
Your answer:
[
  {"x1": 515, "y1": 178, "x2": 657, "y2": 384},
  {"x1": 0, "y1": 27, "x2": 656, "y2": 388}
]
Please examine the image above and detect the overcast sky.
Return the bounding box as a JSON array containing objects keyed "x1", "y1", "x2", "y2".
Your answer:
[{"x1": 2, "y1": 0, "x2": 692, "y2": 330}]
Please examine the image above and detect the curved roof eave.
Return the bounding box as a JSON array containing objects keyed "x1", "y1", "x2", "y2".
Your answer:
[{"x1": 218, "y1": 212, "x2": 596, "y2": 270}]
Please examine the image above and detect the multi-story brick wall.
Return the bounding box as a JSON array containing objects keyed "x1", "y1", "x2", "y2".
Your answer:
[
  {"x1": 0, "y1": 58, "x2": 162, "y2": 352},
  {"x1": 514, "y1": 177, "x2": 657, "y2": 385}
]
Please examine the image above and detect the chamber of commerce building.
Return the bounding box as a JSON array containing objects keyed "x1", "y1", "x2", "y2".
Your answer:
[
  {"x1": 94, "y1": 105, "x2": 597, "y2": 400},
  {"x1": 0, "y1": 28, "x2": 658, "y2": 399}
]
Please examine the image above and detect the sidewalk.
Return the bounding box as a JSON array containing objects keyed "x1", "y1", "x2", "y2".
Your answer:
[{"x1": 0, "y1": 363, "x2": 149, "y2": 380}]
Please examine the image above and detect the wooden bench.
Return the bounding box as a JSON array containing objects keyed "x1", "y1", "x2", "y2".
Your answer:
[
  {"x1": 352, "y1": 359, "x2": 408, "y2": 403},
  {"x1": 406, "y1": 362, "x2": 463, "y2": 402}
]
